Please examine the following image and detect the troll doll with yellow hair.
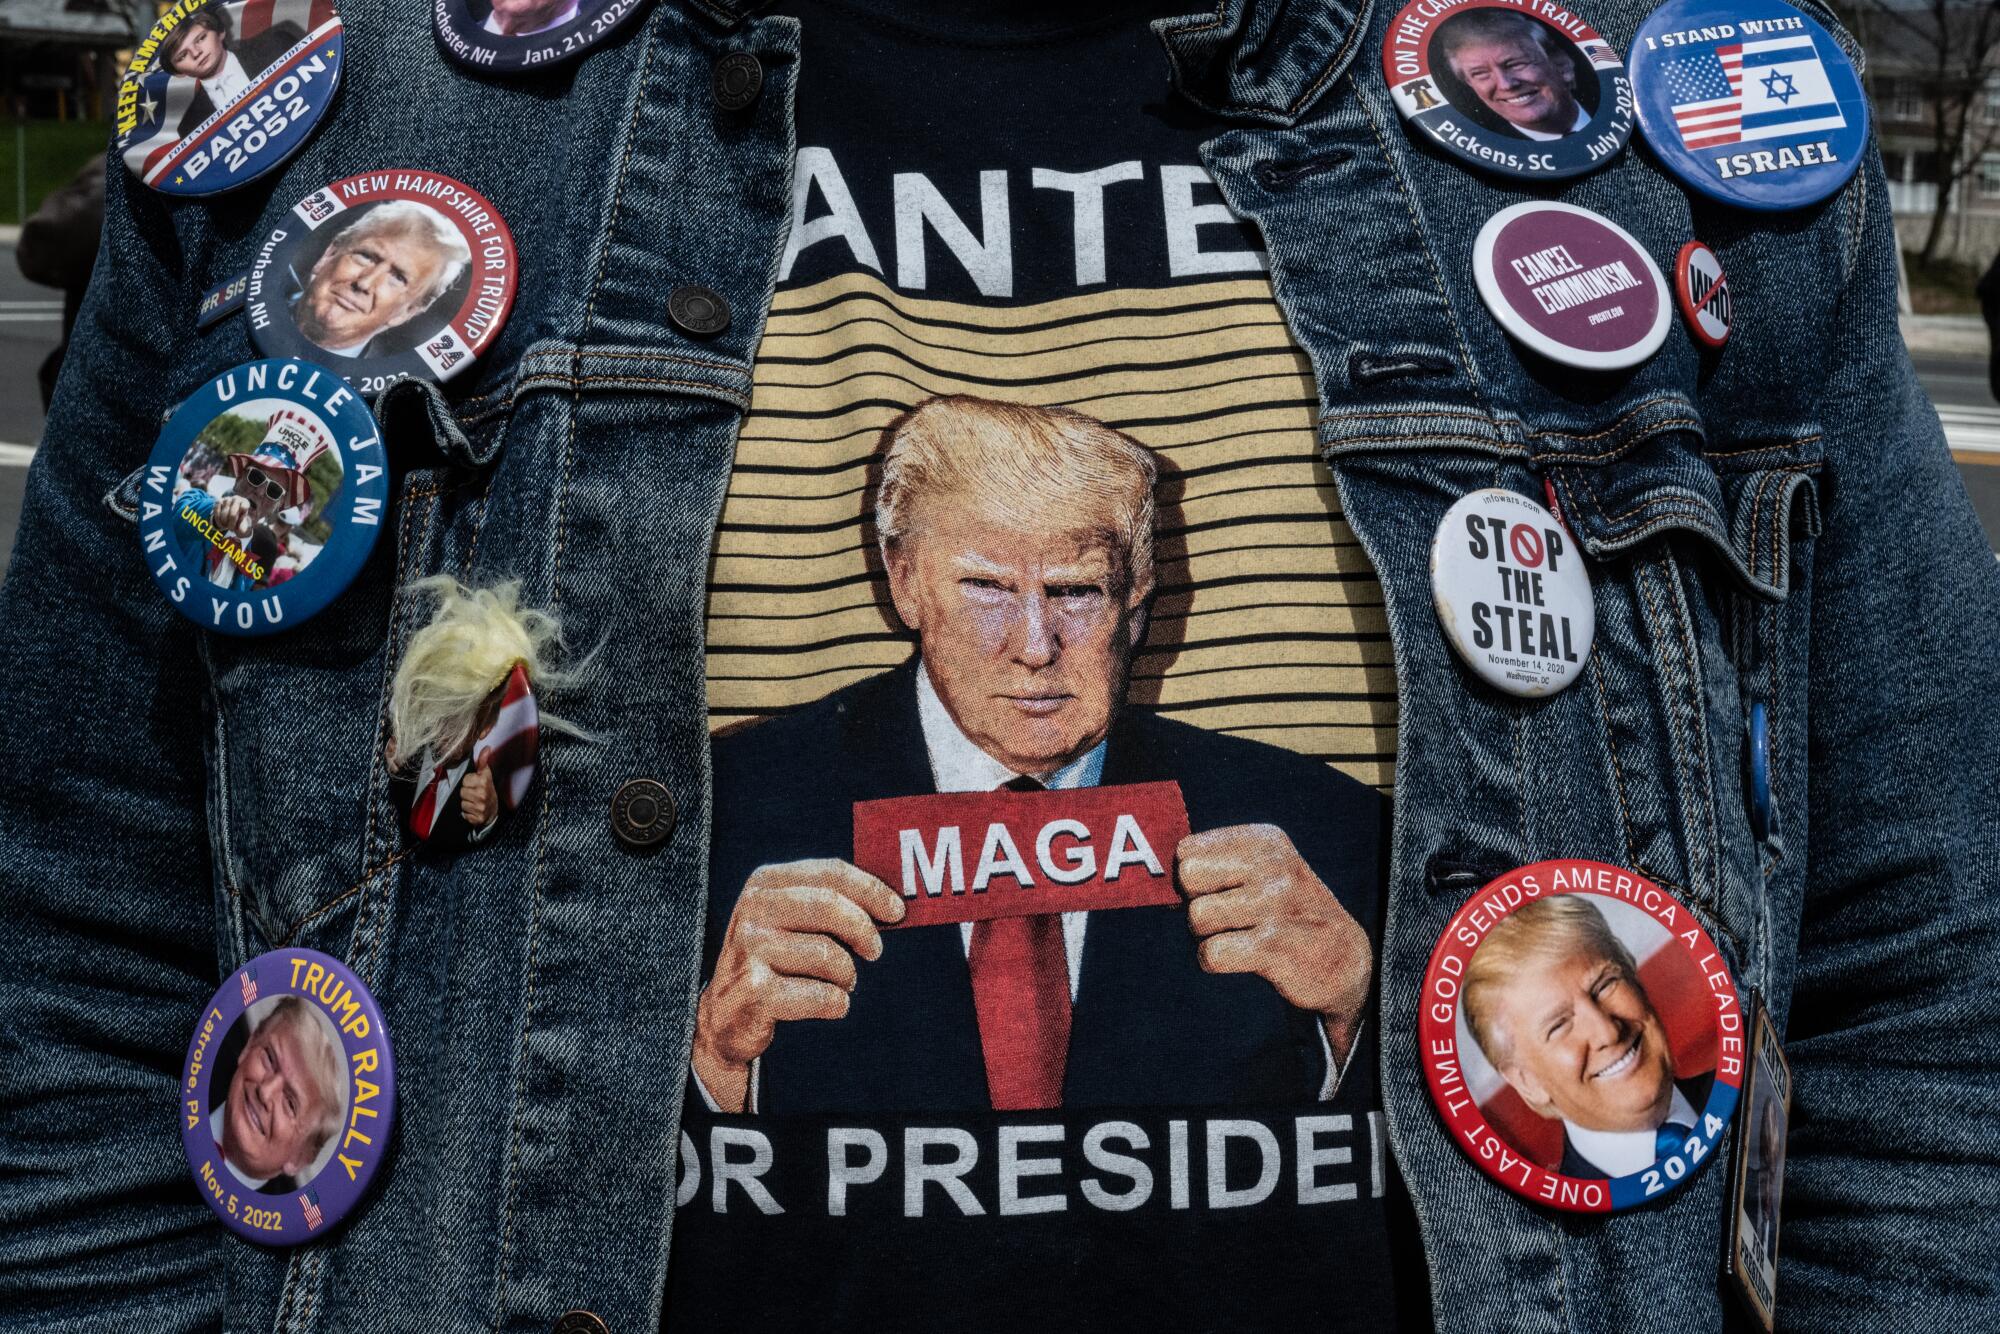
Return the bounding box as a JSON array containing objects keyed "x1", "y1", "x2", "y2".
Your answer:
[{"x1": 385, "y1": 578, "x2": 577, "y2": 850}]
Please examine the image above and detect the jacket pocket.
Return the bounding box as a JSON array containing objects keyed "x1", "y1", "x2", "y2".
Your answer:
[
  {"x1": 194, "y1": 377, "x2": 504, "y2": 948},
  {"x1": 1541, "y1": 422, "x2": 1820, "y2": 951},
  {"x1": 1541, "y1": 427, "x2": 1822, "y2": 603}
]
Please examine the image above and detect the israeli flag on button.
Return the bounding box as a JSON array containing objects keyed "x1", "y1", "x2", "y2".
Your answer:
[{"x1": 1631, "y1": 0, "x2": 1868, "y2": 210}]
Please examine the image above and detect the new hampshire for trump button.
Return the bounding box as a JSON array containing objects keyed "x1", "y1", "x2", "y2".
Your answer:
[{"x1": 1419, "y1": 860, "x2": 1743, "y2": 1212}]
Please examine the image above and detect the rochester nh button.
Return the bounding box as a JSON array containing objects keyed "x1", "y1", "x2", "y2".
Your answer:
[{"x1": 610, "y1": 778, "x2": 677, "y2": 848}]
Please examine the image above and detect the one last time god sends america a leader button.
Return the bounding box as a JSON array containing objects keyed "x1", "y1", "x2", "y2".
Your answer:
[
  {"x1": 1630, "y1": 0, "x2": 1868, "y2": 211},
  {"x1": 1473, "y1": 201, "x2": 1671, "y2": 370},
  {"x1": 138, "y1": 358, "x2": 387, "y2": 636},
  {"x1": 181, "y1": 949, "x2": 396, "y2": 1244},
  {"x1": 1383, "y1": 0, "x2": 1634, "y2": 182},
  {"x1": 1419, "y1": 860, "x2": 1744, "y2": 1212},
  {"x1": 1431, "y1": 488, "x2": 1595, "y2": 697}
]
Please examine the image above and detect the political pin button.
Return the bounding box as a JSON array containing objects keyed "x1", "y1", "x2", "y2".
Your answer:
[
  {"x1": 181, "y1": 949, "x2": 396, "y2": 1244},
  {"x1": 1675, "y1": 240, "x2": 1732, "y2": 348},
  {"x1": 434, "y1": 0, "x2": 645, "y2": 73},
  {"x1": 246, "y1": 171, "x2": 518, "y2": 394},
  {"x1": 1473, "y1": 201, "x2": 1671, "y2": 370},
  {"x1": 1419, "y1": 860, "x2": 1744, "y2": 1212},
  {"x1": 1432, "y1": 488, "x2": 1594, "y2": 697},
  {"x1": 1746, "y1": 700, "x2": 1772, "y2": 839},
  {"x1": 1383, "y1": 0, "x2": 1634, "y2": 181},
  {"x1": 116, "y1": 0, "x2": 343, "y2": 196},
  {"x1": 1630, "y1": 0, "x2": 1868, "y2": 211},
  {"x1": 137, "y1": 359, "x2": 387, "y2": 636}
]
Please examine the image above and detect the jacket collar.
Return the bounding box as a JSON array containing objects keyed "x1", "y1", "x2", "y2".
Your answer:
[
  {"x1": 1155, "y1": 0, "x2": 1374, "y2": 125},
  {"x1": 685, "y1": 0, "x2": 1371, "y2": 126}
]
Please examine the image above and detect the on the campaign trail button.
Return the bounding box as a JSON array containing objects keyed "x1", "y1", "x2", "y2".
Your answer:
[
  {"x1": 137, "y1": 359, "x2": 387, "y2": 636},
  {"x1": 434, "y1": 0, "x2": 646, "y2": 72},
  {"x1": 180, "y1": 948, "x2": 396, "y2": 1244},
  {"x1": 1383, "y1": 0, "x2": 1634, "y2": 181},
  {"x1": 1630, "y1": 0, "x2": 1868, "y2": 211},
  {"x1": 1419, "y1": 860, "x2": 1744, "y2": 1212},
  {"x1": 1675, "y1": 240, "x2": 1732, "y2": 347},
  {"x1": 246, "y1": 170, "x2": 518, "y2": 394},
  {"x1": 1431, "y1": 488, "x2": 1595, "y2": 698},
  {"x1": 1473, "y1": 200, "x2": 1671, "y2": 370},
  {"x1": 116, "y1": 0, "x2": 343, "y2": 196}
]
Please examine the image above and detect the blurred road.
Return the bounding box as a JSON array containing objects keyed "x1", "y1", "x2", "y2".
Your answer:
[
  {"x1": 1, "y1": 244, "x2": 59, "y2": 576},
  {"x1": 0, "y1": 243, "x2": 1996, "y2": 584}
]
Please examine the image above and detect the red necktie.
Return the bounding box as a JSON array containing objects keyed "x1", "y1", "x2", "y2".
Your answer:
[
  {"x1": 966, "y1": 778, "x2": 1072, "y2": 1110},
  {"x1": 410, "y1": 763, "x2": 447, "y2": 839}
]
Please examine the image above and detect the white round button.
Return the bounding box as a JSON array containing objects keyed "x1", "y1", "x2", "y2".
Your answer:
[
  {"x1": 1431, "y1": 488, "x2": 1595, "y2": 697},
  {"x1": 1472, "y1": 201, "x2": 1671, "y2": 371}
]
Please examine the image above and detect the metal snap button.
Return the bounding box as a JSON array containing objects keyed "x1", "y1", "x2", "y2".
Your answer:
[
  {"x1": 610, "y1": 778, "x2": 677, "y2": 849},
  {"x1": 713, "y1": 51, "x2": 764, "y2": 110},
  {"x1": 553, "y1": 1312, "x2": 610, "y2": 1334},
  {"x1": 668, "y1": 285, "x2": 731, "y2": 338}
]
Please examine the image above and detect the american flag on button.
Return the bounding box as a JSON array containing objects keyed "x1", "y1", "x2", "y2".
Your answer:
[
  {"x1": 240, "y1": 968, "x2": 258, "y2": 1006},
  {"x1": 300, "y1": 1189, "x2": 324, "y2": 1231}
]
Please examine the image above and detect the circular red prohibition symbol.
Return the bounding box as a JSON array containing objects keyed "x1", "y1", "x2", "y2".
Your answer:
[
  {"x1": 1419, "y1": 860, "x2": 1743, "y2": 1213},
  {"x1": 1509, "y1": 522, "x2": 1545, "y2": 568}
]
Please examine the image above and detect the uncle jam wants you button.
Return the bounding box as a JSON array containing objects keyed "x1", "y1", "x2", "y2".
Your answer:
[
  {"x1": 1420, "y1": 860, "x2": 1744, "y2": 1212},
  {"x1": 138, "y1": 359, "x2": 387, "y2": 636}
]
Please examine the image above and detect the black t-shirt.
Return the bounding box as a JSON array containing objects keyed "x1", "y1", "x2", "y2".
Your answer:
[{"x1": 674, "y1": 3, "x2": 1426, "y2": 1327}]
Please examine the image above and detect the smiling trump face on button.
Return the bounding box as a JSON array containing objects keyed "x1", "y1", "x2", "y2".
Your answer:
[
  {"x1": 877, "y1": 395, "x2": 1157, "y2": 778},
  {"x1": 1463, "y1": 894, "x2": 1677, "y2": 1135},
  {"x1": 295, "y1": 201, "x2": 471, "y2": 357}
]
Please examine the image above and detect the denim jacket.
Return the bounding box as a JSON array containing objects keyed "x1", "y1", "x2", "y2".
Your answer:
[{"x1": 4, "y1": 0, "x2": 1998, "y2": 1330}]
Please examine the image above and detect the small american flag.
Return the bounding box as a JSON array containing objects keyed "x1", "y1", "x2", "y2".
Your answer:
[
  {"x1": 299, "y1": 1189, "x2": 323, "y2": 1230},
  {"x1": 476, "y1": 663, "x2": 543, "y2": 814},
  {"x1": 240, "y1": 967, "x2": 258, "y2": 1006}
]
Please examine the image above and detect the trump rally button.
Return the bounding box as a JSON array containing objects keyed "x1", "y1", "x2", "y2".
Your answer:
[
  {"x1": 117, "y1": 0, "x2": 343, "y2": 197},
  {"x1": 137, "y1": 359, "x2": 387, "y2": 636},
  {"x1": 181, "y1": 949, "x2": 396, "y2": 1244},
  {"x1": 1383, "y1": 0, "x2": 1633, "y2": 181},
  {"x1": 247, "y1": 170, "x2": 518, "y2": 394},
  {"x1": 1431, "y1": 488, "x2": 1594, "y2": 698},
  {"x1": 1630, "y1": 0, "x2": 1868, "y2": 211},
  {"x1": 1420, "y1": 860, "x2": 1744, "y2": 1212},
  {"x1": 435, "y1": 0, "x2": 646, "y2": 72},
  {"x1": 1473, "y1": 200, "x2": 1671, "y2": 370}
]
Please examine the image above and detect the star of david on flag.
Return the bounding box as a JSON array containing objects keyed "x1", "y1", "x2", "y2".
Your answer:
[{"x1": 1662, "y1": 34, "x2": 1846, "y2": 149}]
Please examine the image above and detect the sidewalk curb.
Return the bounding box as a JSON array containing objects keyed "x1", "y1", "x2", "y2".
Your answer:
[{"x1": 1902, "y1": 314, "x2": 1991, "y2": 357}]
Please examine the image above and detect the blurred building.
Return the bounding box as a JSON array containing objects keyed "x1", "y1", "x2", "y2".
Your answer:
[
  {"x1": 1838, "y1": 0, "x2": 2000, "y2": 265},
  {"x1": 0, "y1": 0, "x2": 151, "y2": 121}
]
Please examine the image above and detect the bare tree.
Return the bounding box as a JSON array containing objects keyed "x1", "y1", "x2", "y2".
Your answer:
[{"x1": 1843, "y1": 0, "x2": 2000, "y2": 263}]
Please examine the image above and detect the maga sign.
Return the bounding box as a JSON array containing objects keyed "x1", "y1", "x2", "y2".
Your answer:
[{"x1": 853, "y1": 781, "x2": 1191, "y2": 929}]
